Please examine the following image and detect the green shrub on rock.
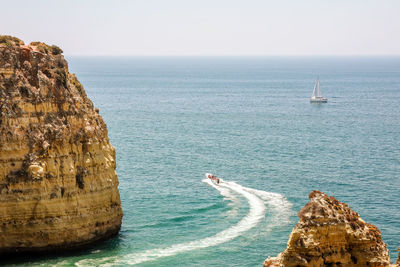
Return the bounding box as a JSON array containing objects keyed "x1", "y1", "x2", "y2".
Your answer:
[{"x1": 0, "y1": 35, "x2": 24, "y2": 47}]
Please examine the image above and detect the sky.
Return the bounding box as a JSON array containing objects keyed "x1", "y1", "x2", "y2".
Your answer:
[{"x1": 2, "y1": 0, "x2": 400, "y2": 56}]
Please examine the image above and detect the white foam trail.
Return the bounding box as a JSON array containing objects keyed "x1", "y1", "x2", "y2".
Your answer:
[
  {"x1": 202, "y1": 178, "x2": 236, "y2": 202},
  {"x1": 202, "y1": 178, "x2": 239, "y2": 217},
  {"x1": 75, "y1": 180, "x2": 290, "y2": 266},
  {"x1": 243, "y1": 187, "x2": 293, "y2": 226},
  {"x1": 76, "y1": 180, "x2": 265, "y2": 266}
]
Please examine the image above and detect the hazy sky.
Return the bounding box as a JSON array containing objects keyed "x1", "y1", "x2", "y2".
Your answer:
[{"x1": 2, "y1": 0, "x2": 400, "y2": 56}]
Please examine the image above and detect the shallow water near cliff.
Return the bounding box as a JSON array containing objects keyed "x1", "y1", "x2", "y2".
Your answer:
[{"x1": 11, "y1": 57, "x2": 400, "y2": 266}]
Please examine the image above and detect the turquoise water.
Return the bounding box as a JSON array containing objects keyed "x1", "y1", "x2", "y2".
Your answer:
[{"x1": 11, "y1": 57, "x2": 400, "y2": 266}]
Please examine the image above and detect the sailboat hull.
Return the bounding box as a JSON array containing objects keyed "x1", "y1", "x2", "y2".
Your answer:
[{"x1": 310, "y1": 97, "x2": 328, "y2": 103}]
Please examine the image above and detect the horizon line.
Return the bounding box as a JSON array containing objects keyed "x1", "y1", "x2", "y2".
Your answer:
[{"x1": 65, "y1": 54, "x2": 400, "y2": 57}]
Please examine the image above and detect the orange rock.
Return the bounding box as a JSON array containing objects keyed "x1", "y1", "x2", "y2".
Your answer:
[
  {"x1": 264, "y1": 191, "x2": 390, "y2": 267},
  {"x1": 0, "y1": 36, "x2": 123, "y2": 254},
  {"x1": 395, "y1": 248, "x2": 400, "y2": 266}
]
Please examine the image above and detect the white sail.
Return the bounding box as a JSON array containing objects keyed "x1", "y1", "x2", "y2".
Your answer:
[{"x1": 311, "y1": 80, "x2": 317, "y2": 98}]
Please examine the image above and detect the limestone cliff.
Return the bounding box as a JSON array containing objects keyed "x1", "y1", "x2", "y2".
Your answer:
[
  {"x1": 0, "y1": 36, "x2": 123, "y2": 253},
  {"x1": 264, "y1": 191, "x2": 390, "y2": 267}
]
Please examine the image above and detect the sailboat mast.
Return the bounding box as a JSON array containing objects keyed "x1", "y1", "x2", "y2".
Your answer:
[
  {"x1": 317, "y1": 79, "x2": 322, "y2": 97},
  {"x1": 316, "y1": 78, "x2": 321, "y2": 97}
]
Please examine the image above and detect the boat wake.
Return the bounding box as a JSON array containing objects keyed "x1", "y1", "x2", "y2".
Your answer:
[{"x1": 75, "y1": 179, "x2": 292, "y2": 266}]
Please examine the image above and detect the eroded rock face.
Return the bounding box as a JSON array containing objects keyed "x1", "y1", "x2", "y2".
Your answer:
[
  {"x1": 264, "y1": 191, "x2": 390, "y2": 267},
  {"x1": 395, "y1": 250, "x2": 400, "y2": 266},
  {"x1": 0, "y1": 36, "x2": 123, "y2": 253}
]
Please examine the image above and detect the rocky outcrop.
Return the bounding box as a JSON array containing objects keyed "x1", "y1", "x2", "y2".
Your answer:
[
  {"x1": 0, "y1": 36, "x2": 123, "y2": 254},
  {"x1": 264, "y1": 191, "x2": 390, "y2": 267},
  {"x1": 395, "y1": 249, "x2": 400, "y2": 266}
]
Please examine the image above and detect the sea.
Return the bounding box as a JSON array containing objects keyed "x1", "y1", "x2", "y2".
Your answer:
[{"x1": 7, "y1": 56, "x2": 400, "y2": 266}]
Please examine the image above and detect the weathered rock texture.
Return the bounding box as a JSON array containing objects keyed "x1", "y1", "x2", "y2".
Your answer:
[
  {"x1": 395, "y1": 249, "x2": 400, "y2": 266},
  {"x1": 264, "y1": 191, "x2": 390, "y2": 267},
  {"x1": 0, "y1": 36, "x2": 123, "y2": 254}
]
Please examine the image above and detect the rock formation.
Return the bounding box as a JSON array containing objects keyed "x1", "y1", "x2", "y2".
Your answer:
[
  {"x1": 395, "y1": 249, "x2": 400, "y2": 266},
  {"x1": 0, "y1": 36, "x2": 123, "y2": 254},
  {"x1": 264, "y1": 190, "x2": 390, "y2": 267}
]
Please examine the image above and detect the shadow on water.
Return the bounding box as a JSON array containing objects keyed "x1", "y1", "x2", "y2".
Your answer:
[{"x1": 0, "y1": 234, "x2": 123, "y2": 265}]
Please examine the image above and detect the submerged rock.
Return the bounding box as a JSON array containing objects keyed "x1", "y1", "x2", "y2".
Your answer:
[
  {"x1": 0, "y1": 36, "x2": 123, "y2": 254},
  {"x1": 264, "y1": 190, "x2": 390, "y2": 267}
]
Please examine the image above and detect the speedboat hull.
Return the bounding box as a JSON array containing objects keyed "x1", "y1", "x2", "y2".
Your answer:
[{"x1": 205, "y1": 173, "x2": 220, "y2": 184}]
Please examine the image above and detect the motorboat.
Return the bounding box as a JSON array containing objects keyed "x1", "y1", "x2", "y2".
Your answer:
[{"x1": 205, "y1": 173, "x2": 220, "y2": 184}]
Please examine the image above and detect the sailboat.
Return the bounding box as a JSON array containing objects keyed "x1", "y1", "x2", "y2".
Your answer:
[{"x1": 310, "y1": 78, "x2": 327, "y2": 103}]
